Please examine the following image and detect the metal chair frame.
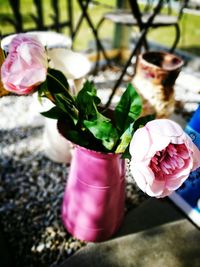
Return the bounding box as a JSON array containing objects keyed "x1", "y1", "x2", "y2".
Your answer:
[
  {"x1": 95, "y1": 0, "x2": 189, "y2": 108},
  {"x1": 97, "y1": 0, "x2": 188, "y2": 54},
  {"x1": 1, "y1": 0, "x2": 73, "y2": 37},
  {"x1": 104, "y1": 0, "x2": 165, "y2": 108}
]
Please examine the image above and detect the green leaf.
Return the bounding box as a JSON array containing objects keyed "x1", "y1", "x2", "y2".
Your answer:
[
  {"x1": 46, "y1": 68, "x2": 76, "y2": 106},
  {"x1": 76, "y1": 80, "x2": 101, "y2": 120},
  {"x1": 65, "y1": 130, "x2": 90, "y2": 147},
  {"x1": 84, "y1": 113, "x2": 119, "y2": 151},
  {"x1": 116, "y1": 114, "x2": 155, "y2": 155},
  {"x1": 121, "y1": 114, "x2": 155, "y2": 159},
  {"x1": 57, "y1": 119, "x2": 90, "y2": 147},
  {"x1": 121, "y1": 146, "x2": 131, "y2": 160},
  {"x1": 133, "y1": 114, "x2": 155, "y2": 132},
  {"x1": 37, "y1": 69, "x2": 76, "y2": 108},
  {"x1": 115, "y1": 123, "x2": 134, "y2": 154},
  {"x1": 114, "y1": 83, "x2": 142, "y2": 134},
  {"x1": 76, "y1": 81, "x2": 120, "y2": 151},
  {"x1": 40, "y1": 106, "x2": 67, "y2": 119},
  {"x1": 54, "y1": 94, "x2": 78, "y2": 124},
  {"x1": 37, "y1": 80, "x2": 52, "y2": 100},
  {"x1": 47, "y1": 68, "x2": 69, "y2": 92}
]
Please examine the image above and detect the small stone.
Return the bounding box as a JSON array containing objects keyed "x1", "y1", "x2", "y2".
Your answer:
[{"x1": 36, "y1": 243, "x2": 45, "y2": 253}]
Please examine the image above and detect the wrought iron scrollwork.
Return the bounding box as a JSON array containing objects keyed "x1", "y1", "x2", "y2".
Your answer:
[
  {"x1": 31, "y1": 0, "x2": 45, "y2": 30},
  {"x1": 6, "y1": 0, "x2": 23, "y2": 33},
  {"x1": 1, "y1": 0, "x2": 73, "y2": 37}
]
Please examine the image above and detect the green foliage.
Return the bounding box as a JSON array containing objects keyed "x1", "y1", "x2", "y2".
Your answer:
[
  {"x1": 48, "y1": 68, "x2": 70, "y2": 92},
  {"x1": 117, "y1": 114, "x2": 156, "y2": 158},
  {"x1": 115, "y1": 123, "x2": 134, "y2": 154},
  {"x1": 39, "y1": 68, "x2": 153, "y2": 156},
  {"x1": 84, "y1": 113, "x2": 119, "y2": 151},
  {"x1": 40, "y1": 106, "x2": 66, "y2": 119},
  {"x1": 114, "y1": 83, "x2": 142, "y2": 134},
  {"x1": 38, "y1": 68, "x2": 78, "y2": 124},
  {"x1": 133, "y1": 114, "x2": 156, "y2": 132},
  {"x1": 76, "y1": 80, "x2": 101, "y2": 120}
]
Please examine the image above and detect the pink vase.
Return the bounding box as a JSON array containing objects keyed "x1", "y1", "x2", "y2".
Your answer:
[{"x1": 61, "y1": 145, "x2": 126, "y2": 242}]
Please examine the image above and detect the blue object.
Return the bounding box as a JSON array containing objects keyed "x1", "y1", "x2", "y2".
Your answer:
[
  {"x1": 185, "y1": 104, "x2": 200, "y2": 148},
  {"x1": 169, "y1": 105, "x2": 200, "y2": 227},
  {"x1": 187, "y1": 105, "x2": 200, "y2": 135}
]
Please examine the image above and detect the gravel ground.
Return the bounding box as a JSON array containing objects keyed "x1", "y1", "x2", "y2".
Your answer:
[{"x1": 0, "y1": 61, "x2": 200, "y2": 267}]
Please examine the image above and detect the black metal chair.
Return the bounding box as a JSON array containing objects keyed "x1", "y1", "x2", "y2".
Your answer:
[{"x1": 72, "y1": 0, "x2": 114, "y2": 72}]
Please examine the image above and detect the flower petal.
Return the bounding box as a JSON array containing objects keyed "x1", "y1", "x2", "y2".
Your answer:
[
  {"x1": 166, "y1": 175, "x2": 188, "y2": 191},
  {"x1": 191, "y1": 142, "x2": 200, "y2": 171},
  {"x1": 129, "y1": 127, "x2": 152, "y2": 161},
  {"x1": 146, "y1": 179, "x2": 165, "y2": 197},
  {"x1": 146, "y1": 119, "x2": 183, "y2": 138},
  {"x1": 1, "y1": 34, "x2": 48, "y2": 95},
  {"x1": 47, "y1": 48, "x2": 91, "y2": 79},
  {"x1": 157, "y1": 188, "x2": 172, "y2": 198},
  {"x1": 130, "y1": 163, "x2": 147, "y2": 193}
]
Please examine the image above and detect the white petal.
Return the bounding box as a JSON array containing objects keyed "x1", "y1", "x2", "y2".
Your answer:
[
  {"x1": 47, "y1": 48, "x2": 91, "y2": 79},
  {"x1": 147, "y1": 131, "x2": 170, "y2": 158},
  {"x1": 17, "y1": 43, "x2": 32, "y2": 64},
  {"x1": 130, "y1": 163, "x2": 147, "y2": 192},
  {"x1": 129, "y1": 127, "x2": 152, "y2": 161},
  {"x1": 146, "y1": 119, "x2": 183, "y2": 138}
]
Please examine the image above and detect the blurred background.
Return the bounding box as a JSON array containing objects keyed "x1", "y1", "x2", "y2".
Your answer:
[
  {"x1": 0, "y1": 1, "x2": 200, "y2": 267},
  {"x1": 0, "y1": 0, "x2": 200, "y2": 55}
]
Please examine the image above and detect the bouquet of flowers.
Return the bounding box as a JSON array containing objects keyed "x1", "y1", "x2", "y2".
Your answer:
[{"x1": 1, "y1": 34, "x2": 200, "y2": 198}]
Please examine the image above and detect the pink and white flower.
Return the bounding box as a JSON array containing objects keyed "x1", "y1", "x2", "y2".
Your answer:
[
  {"x1": 1, "y1": 34, "x2": 48, "y2": 95},
  {"x1": 129, "y1": 119, "x2": 200, "y2": 198}
]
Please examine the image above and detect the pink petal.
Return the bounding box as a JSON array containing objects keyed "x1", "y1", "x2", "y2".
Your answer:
[
  {"x1": 130, "y1": 163, "x2": 147, "y2": 193},
  {"x1": 146, "y1": 119, "x2": 183, "y2": 138},
  {"x1": 140, "y1": 164, "x2": 156, "y2": 185},
  {"x1": 176, "y1": 144, "x2": 190, "y2": 159},
  {"x1": 174, "y1": 156, "x2": 185, "y2": 169},
  {"x1": 17, "y1": 43, "x2": 32, "y2": 64},
  {"x1": 166, "y1": 175, "x2": 188, "y2": 191},
  {"x1": 1, "y1": 34, "x2": 47, "y2": 95},
  {"x1": 129, "y1": 127, "x2": 152, "y2": 161},
  {"x1": 160, "y1": 162, "x2": 171, "y2": 174},
  {"x1": 157, "y1": 188, "x2": 172, "y2": 198},
  {"x1": 147, "y1": 131, "x2": 170, "y2": 158},
  {"x1": 146, "y1": 179, "x2": 165, "y2": 197},
  {"x1": 130, "y1": 124, "x2": 170, "y2": 160},
  {"x1": 166, "y1": 159, "x2": 192, "y2": 180},
  {"x1": 191, "y1": 142, "x2": 200, "y2": 171}
]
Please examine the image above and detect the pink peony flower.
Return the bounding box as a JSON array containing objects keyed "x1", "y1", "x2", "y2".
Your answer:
[
  {"x1": 1, "y1": 34, "x2": 48, "y2": 95},
  {"x1": 129, "y1": 119, "x2": 200, "y2": 198}
]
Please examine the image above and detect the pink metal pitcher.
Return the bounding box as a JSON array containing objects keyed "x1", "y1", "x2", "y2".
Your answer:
[{"x1": 61, "y1": 145, "x2": 126, "y2": 242}]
